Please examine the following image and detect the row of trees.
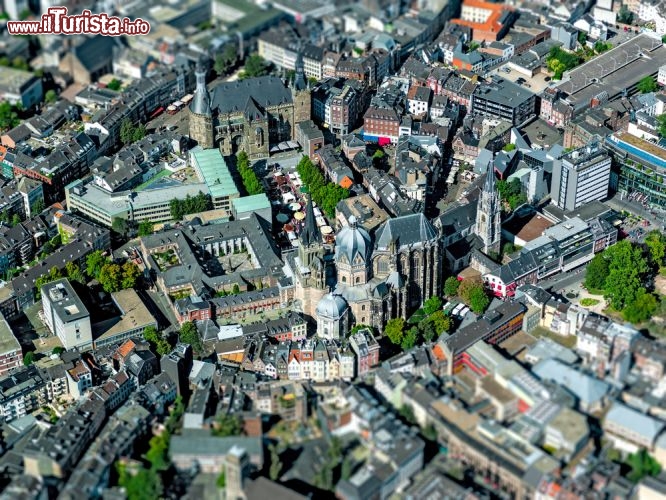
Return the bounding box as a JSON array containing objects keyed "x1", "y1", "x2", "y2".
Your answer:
[
  {"x1": 87, "y1": 250, "x2": 141, "y2": 293},
  {"x1": 444, "y1": 276, "x2": 490, "y2": 314},
  {"x1": 585, "y1": 234, "x2": 666, "y2": 323},
  {"x1": 236, "y1": 151, "x2": 264, "y2": 195},
  {"x1": 238, "y1": 54, "x2": 270, "y2": 80},
  {"x1": 119, "y1": 118, "x2": 147, "y2": 145},
  {"x1": 296, "y1": 156, "x2": 350, "y2": 218},
  {"x1": 34, "y1": 261, "x2": 86, "y2": 298},
  {"x1": 385, "y1": 297, "x2": 452, "y2": 350},
  {"x1": 169, "y1": 192, "x2": 213, "y2": 221}
]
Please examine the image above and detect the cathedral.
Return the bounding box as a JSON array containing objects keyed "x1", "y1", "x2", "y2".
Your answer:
[
  {"x1": 284, "y1": 194, "x2": 442, "y2": 337},
  {"x1": 189, "y1": 53, "x2": 311, "y2": 158}
]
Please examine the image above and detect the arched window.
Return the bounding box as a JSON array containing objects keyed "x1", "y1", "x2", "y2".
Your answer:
[
  {"x1": 362, "y1": 305, "x2": 366, "y2": 311},
  {"x1": 342, "y1": 276, "x2": 347, "y2": 283},
  {"x1": 355, "y1": 277, "x2": 360, "y2": 284}
]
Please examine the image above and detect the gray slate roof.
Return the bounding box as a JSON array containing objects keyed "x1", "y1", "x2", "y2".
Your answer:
[
  {"x1": 210, "y1": 76, "x2": 293, "y2": 115},
  {"x1": 375, "y1": 213, "x2": 437, "y2": 250}
]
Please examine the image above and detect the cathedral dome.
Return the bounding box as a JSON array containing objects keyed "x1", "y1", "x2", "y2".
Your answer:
[
  {"x1": 316, "y1": 293, "x2": 348, "y2": 320},
  {"x1": 335, "y1": 216, "x2": 372, "y2": 265}
]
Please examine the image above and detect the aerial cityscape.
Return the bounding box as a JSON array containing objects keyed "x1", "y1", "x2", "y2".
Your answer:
[{"x1": 1, "y1": 0, "x2": 666, "y2": 498}]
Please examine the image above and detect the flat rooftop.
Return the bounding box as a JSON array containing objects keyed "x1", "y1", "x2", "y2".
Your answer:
[
  {"x1": 232, "y1": 193, "x2": 271, "y2": 213},
  {"x1": 93, "y1": 289, "x2": 156, "y2": 343},
  {"x1": 0, "y1": 67, "x2": 37, "y2": 92},
  {"x1": 190, "y1": 147, "x2": 239, "y2": 200},
  {"x1": 42, "y1": 279, "x2": 89, "y2": 323},
  {"x1": 0, "y1": 312, "x2": 20, "y2": 355},
  {"x1": 555, "y1": 34, "x2": 666, "y2": 110}
]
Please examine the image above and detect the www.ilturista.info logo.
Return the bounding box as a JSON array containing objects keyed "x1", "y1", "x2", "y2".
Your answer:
[{"x1": 7, "y1": 7, "x2": 150, "y2": 36}]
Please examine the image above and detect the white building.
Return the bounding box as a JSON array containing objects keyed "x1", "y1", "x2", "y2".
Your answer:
[
  {"x1": 551, "y1": 143, "x2": 611, "y2": 211},
  {"x1": 41, "y1": 279, "x2": 92, "y2": 350},
  {"x1": 639, "y1": 0, "x2": 666, "y2": 36},
  {"x1": 658, "y1": 65, "x2": 666, "y2": 86}
]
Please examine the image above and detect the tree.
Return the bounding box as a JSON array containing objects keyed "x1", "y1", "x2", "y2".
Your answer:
[
  {"x1": 121, "y1": 262, "x2": 141, "y2": 289},
  {"x1": 341, "y1": 456, "x2": 353, "y2": 481},
  {"x1": 44, "y1": 89, "x2": 58, "y2": 103},
  {"x1": 138, "y1": 220, "x2": 154, "y2": 236},
  {"x1": 0, "y1": 101, "x2": 20, "y2": 131},
  {"x1": 623, "y1": 290, "x2": 658, "y2": 324},
  {"x1": 116, "y1": 462, "x2": 162, "y2": 500},
  {"x1": 52, "y1": 346, "x2": 65, "y2": 355},
  {"x1": 111, "y1": 217, "x2": 129, "y2": 237},
  {"x1": 132, "y1": 124, "x2": 146, "y2": 143},
  {"x1": 423, "y1": 296, "x2": 442, "y2": 316},
  {"x1": 107, "y1": 78, "x2": 122, "y2": 91},
  {"x1": 35, "y1": 266, "x2": 64, "y2": 298},
  {"x1": 626, "y1": 448, "x2": 661, "y2": 483},
  {"x1": 10, "y1": 213, "x2": 20, "y2": 227},
  {"x1": 638, "y1": 76, "x2": 658, "y2": 94},
  {"x1": 399, "y1": 404, "x2": 416, "y2": 424},
  {"x1": 30, "y1": 199, "x2": 45, "y2": 215},
  {"x1": 419, "y1": 317, "x2": 437, "y2": 343},
  {"x1": 502, "y1": 242, "x2": 517, "y2": 256},
  {"x1": 459, "y1": 277, "x2": 483, "y2": 304},
  {"x1": 585, "y1": 253, "x2": 609, "y2": 290},
  {"x1": 65, "y1": 262, "x2": 85, "y2": 284},
  {"x1": 618, "y1": 4, "x2": 634, "y2": 24},
  {"x1": 430, "y1": 310, "x2": 452, "y2": 334},
  {"x1": 269, "y1": 444, "x2": 282, "y2": 481},
  {"x1": 215, "y1": 44, "x2": 237, "y2": 75},
  {"x1": 143, "y1": 326, "x2": 172, "y2": 356},
  {"x1": 658, "y1": 114, "x2": 666, "y2": 138},
  {"x1": 236, "y1": 151, "x2": 264, "y2": 195},
  {"x1": 645, "y1": 230, "x2": 666, "y2": 268},
  {"x1": 120, "y1": 118, "x2": 135, "y2": 145},
  {"x1": 212, "y1": 414, "x2": 243, "y2": 437},
  {"x1": 23, "y1": 351, "x2": 34, "y2": 366},
  {"x1": 603, "y1": 240, "x2": 649, "y2": 310},
  {"x1": 180, "y1": 321, "x2": 202, "y2": 352},
  {"x1": 98, "y1": 262, "x2": 123, "y2": 293},
  {"x1": 384, "y1": 317, "x2": 405, "y2": 346},
  {"x1": 577, "y1": 32, "x2": 587, "y2": 45},
  {"x1": 216, "y1": 471, "x2": 226, "y2": 488},
  {"x1": 232, "y1": 283, "x2": 240, "y2": 295},
  {"x1": 86, "y1": 250, "x2": 108, "y2": 279},
  {"x1": 468, "y1": 286, "x2": 490, "y2": 314},
  {"x1": 444, "y1": 276, "x2": 460, "y2": 296},
  {"x1": 144, "y1": 431, "x2": 170, "y2": 471},
  {"x1": 241, "y1": 54, "x2": 269, "y2": 79},
  {"x1": 502, "y1": 143, "x2": 516, "y2": 151},
  {"x1": 401, "y1": 326, "x2": 419, "y2": 350}
]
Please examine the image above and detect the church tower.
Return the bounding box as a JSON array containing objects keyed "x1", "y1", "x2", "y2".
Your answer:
[
  {"x1": 188, "y1": 57, "x2": 214, "y2": 149},
  {"x1": 298, "y1": 193, "x2": 326, "y2": 286},
  {"x1": 291, "y1": 45, "x2": 311, "y2": 135},
  {"x1": 476, "y1": 163, "x2": 502, "y2": 256}
]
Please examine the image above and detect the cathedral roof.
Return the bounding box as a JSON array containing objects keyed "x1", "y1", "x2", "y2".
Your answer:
[
  {"x1": 316, "y1": 293, "x2": 348, "y2": 319},
  {"x1": 375, "y1": 213, "x2": 437, "y2": 250},
  {"x1": 335, "y1": 216, "x2": 372, "y2": 265}
]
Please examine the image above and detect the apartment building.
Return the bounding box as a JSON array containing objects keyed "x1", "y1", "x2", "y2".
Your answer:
[
  {"x1": 0, "y1": 312, "x2": 22, "y2": 375},
  {"x1": 41, "y1": 279, "x2": 92, "y2": 351},
  {"x1": 551, "y1": 143, "x2": 611, "y2": 211}
]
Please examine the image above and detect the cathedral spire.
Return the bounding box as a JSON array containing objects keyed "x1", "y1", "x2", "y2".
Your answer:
[
  {"x1": 293, "y1": 42, "x2": 307, "y2": 92},
  {"x1": 300, "y1": 192, "x2": 321, "y2": 247},
  {"x1": 190, "y1": 56, "x2": 211, "y2": 117},
  {"x1": 476, "y1": 162, "x2": 501, "y2": 256}
]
